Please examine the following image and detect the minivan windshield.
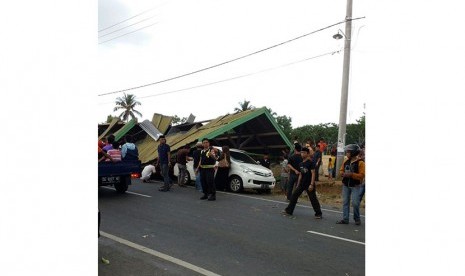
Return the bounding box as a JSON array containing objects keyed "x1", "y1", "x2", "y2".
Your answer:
[{"x1": 230, "y1": 151, "x2": 257, "y2": 164}]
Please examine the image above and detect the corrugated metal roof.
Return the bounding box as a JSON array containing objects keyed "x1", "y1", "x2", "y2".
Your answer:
[
  {"x1": 151, "y1": 113, "x2": 172, "y2": 134},
  {"x1": 139, "y1": 119, "x2": 163, "y2": 141},
  {"x1": 136, "y1": 108, "x2": 292, "y2": 164},
  {"x1": 114, "y1": 118, "x2": 136, "y2": 141},
  {"x1": 98, "y1": 118, "x2": 119, "y2": 140}
]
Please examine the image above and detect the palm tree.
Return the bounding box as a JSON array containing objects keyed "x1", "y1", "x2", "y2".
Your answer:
[
  {"x1": 234, "y1": 99, "x2": 255, "y2": 113},
  {"x1": 113, "y1": 93, "x2": 142, "y2": 122}
]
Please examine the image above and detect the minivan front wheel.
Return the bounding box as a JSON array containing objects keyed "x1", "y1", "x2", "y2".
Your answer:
[{"x1": 229, "y1": 176, "x2": 243, "y2": 193}]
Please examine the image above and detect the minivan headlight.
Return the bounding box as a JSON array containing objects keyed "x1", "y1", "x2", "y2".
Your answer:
[{"x1": 240, "y1": 165, "x2": 254, "y2": 174}]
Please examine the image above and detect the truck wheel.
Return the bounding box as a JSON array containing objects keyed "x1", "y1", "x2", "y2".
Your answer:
[
  {"x1": 229, "y1": 176, "x2": 243, "y2": 193},
  {"x1": 115, "y1": 176, "x2": 129, "y2": 193}
]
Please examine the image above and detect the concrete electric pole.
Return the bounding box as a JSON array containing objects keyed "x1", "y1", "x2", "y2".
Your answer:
[{"x1": 335, "y1": 0, "x2": 353, "y2": 177}]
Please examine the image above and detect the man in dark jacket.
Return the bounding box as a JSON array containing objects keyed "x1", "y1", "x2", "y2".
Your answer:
[
  {"x1": 258, "y1": 152, "x2": 271, "y2": 169},
  {"x1": 336, "y1": 144, "x2": 365, "y2": 225},
  {"x1": 286, "y1": 144, "x2": 302, "y2": 201}
]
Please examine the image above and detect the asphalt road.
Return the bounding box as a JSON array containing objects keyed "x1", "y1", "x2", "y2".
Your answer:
[{"x1": 98, "y1": 180, "x2": 365, "y2": 276}]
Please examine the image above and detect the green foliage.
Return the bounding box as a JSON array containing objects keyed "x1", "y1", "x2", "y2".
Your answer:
[
  {"x1": 234, "y1": 99, "x2": 255, "y2": 113},
  {"x1": 276, "y1": 115, "x2": 293, "y2": 140},
  {"x1": 172, "y1": 115, "x2": 187, "y2": 125},
  {"x1": 291, "y1": 115, "x2": 365, "y2": 147},
  {"x1": 291, "y1": 123, "x2": 339, "y2": 146},
  {"x1": 113, "y1": 93, "x2": 142, "y2": 122},
  {"x1": 106, "y1": 115, "x2": 119, "y2": 123},
  {"x1": 345, "y1": 114, "x2": 365, "y2": 145}
]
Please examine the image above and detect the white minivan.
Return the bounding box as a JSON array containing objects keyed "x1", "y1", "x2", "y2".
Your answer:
[{"x1": 174, "y1": 146, "x2": 276, "y2": 193}]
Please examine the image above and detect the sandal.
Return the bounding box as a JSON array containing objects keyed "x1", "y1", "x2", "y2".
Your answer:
[{"x1": 336, "y1": 220, "x2": 349, "y2": 224}]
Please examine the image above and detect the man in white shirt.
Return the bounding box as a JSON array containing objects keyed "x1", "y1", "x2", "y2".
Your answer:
[{"x1": 140, "y1": 161, "x2": 156, "y2": 183}]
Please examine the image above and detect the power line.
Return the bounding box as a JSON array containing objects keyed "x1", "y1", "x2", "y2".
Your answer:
[
  {"x1": 98, "y1": 16, "x2": 365, "y2": 96},
  {"x1": 98, "y1": 1, "x2": 167, "y2": 33},
  {"x1": 98, "y1": 48, "x2": 342, "y2": 105},
  {"x1": 98, "y1": 22, "x2": 159, "y2": 45},
  {"x1": 98, "y1": 15, "x2": 158, "y2": 39}
]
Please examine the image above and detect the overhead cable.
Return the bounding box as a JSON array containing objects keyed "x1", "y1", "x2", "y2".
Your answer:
[
  {"x1": 98, "y1": 16, "x2": 365, "y2": 96},
  {"x1": 99, "y1": 15, "x2": 158, "y2": 39},
  {"x1": 98, "y1": 48, "x2": 342, "y2": 105},
  {"x1": 98, "y1": 1, "x2": 167, "y2": 32},
  {"x1": 99, "y1": 22, "x2": 159, "y2": 45}
]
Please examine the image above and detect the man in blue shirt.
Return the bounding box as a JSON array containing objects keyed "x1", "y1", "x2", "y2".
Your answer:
[{"x1": 156, "y1": 135, "x2": 171, "y2": 191}]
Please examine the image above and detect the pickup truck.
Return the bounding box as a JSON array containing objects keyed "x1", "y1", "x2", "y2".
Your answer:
[{"x1": 98, "y1": 160, "x2": 141, "y2": 193}]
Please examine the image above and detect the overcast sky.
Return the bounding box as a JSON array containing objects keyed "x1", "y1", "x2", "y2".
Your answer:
[{"x1": 97, "y1": 0, "x2": 368, "y2": 127}]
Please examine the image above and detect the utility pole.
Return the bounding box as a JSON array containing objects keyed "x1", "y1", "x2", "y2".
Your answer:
[{"x1": 335, "y1": 0, "x2": 353, "y2": 177}]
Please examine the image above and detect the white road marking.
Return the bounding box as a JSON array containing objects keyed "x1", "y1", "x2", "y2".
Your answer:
[
  {"x1": 100, "y1": 231, "x2": 221, "y2": 276},
  {"x1": 307, "y1": 231, "x2": 365, "y2": 245},
  {"x1": 220, "y1": 192, "x2": 365, "y2": 217},
  {"x1": 100, "y1": 186, "x2": 152, "y2": 198}
]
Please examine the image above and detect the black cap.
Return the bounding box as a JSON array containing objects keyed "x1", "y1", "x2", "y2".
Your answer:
[{"x1": 294, "y1": 143, "x2": 302, "y2": 151}]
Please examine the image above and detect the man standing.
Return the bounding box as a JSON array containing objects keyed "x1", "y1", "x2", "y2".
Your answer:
[
  {"x1": 156, "y1": 135, "x2": 171, "y2": 192},
  {"x1": 199, "y1": 138, "x2": 217, "y2": 201},
  {"x1": 176, "y1": 144, "x2": 191, "y2": 187},
  {"x1": 336, "y1": 144, "x2": 365, "y2": 225},
  {"x1": 286, "y1": 144, "x2": 302, "y2": 201},
  {"x1": 312, "y1": 145, "x2": 322, "y2": 182},
  {"x1": 192, "y1": 142, "x2": 203, "y2": 192},
  {"x1": 258, "y1": 152, "x2": 271, "y2": 169},
  {"x1": 317, "y1": 138, "x2": 327, "y2": 155},
  {"x1": 282, "y1": 147, "x2": 322, "y2": 218}
]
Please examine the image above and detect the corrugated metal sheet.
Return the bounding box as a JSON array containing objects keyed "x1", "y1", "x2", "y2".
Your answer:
[
  {"x1": 98, "y1": 118, "x2": 119, "y2": 140},
  {"x1": 114, "y1": 119, "x2": 136, "y2": 141},
  {"x1": 151, "y1": 113, "x2": 172, "y2": 134},
  {"x1": 134, "y1": 108, "x2": 292, "y2": 164},
  {"x1": 136, "y1": 108, "x2": 275, "y2": 164},
  {"x1": 139, "y1": 119, "x2": 163, "y2": 141}
]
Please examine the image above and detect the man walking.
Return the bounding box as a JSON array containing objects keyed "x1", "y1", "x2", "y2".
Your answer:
[
  {"x1": 282, "y1": 147, "x2": 322, "y2": 218},
  {"x1": 156, "y1": 135, "x2": 172, "y2": 192},
  {"x1": 286, "y1": 144, "x2": 302, "y2": 201}
]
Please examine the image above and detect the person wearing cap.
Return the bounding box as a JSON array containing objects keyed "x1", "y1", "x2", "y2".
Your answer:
[
  {"x1": 156, "y1": 135, "x2": 172, "y2": 192},
  {"x1": 336, "y1": 144, "x2": 365, "y2": 225},
  {"x1": 282, "y1": 147, "x2": 322, "y2": 219},
  {"x1": 286, "y1": 143, "x2": 303, "y2": 201},
  {"x1": 192, "y1": 141, "x2": 203, "y2": 192}
]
